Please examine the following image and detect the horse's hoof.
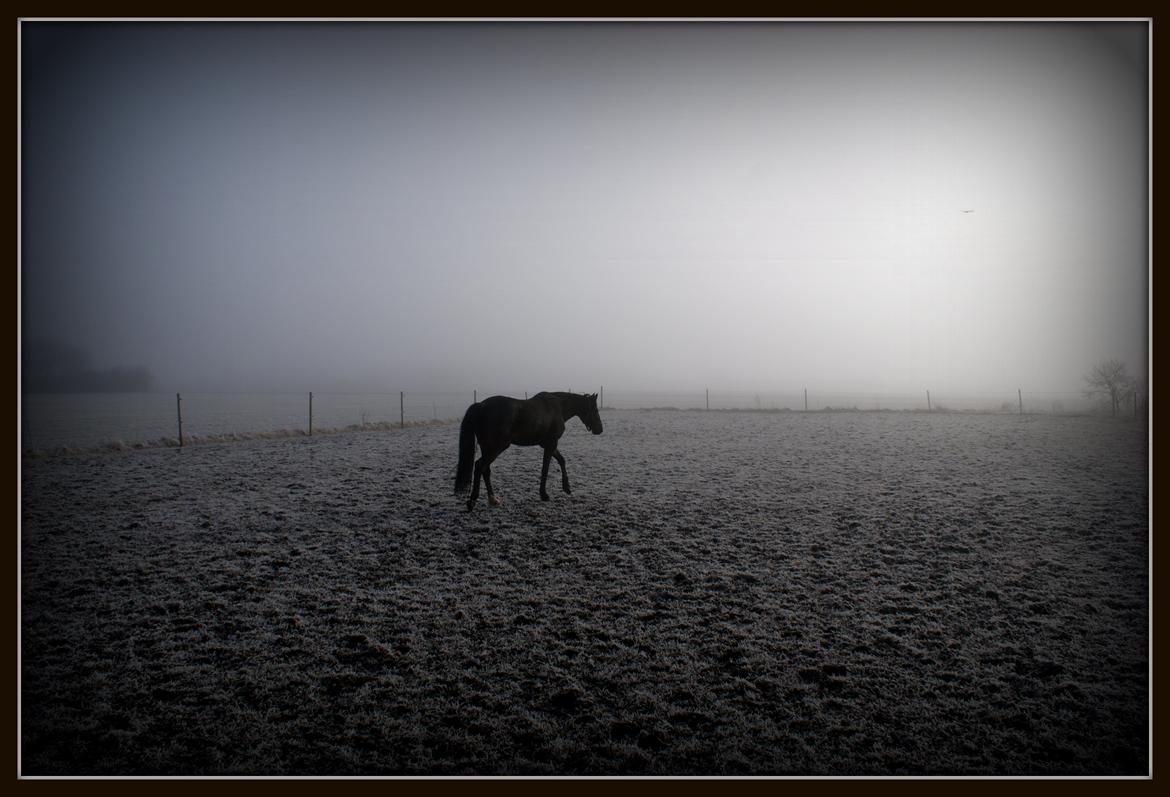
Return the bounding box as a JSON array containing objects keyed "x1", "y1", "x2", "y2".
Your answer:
[
  {"x1": 488, "y1": 495, "x2": 501, "y2": 506},
  {"x1": 563, "y1": 486, "x2": 572, "y2": 495},
  {"x1": 540, "y1": 493, "x2": 550, "y2": 502},
  {"x1": 466, "y1": 501, "x2": 476, "y2": 512}
]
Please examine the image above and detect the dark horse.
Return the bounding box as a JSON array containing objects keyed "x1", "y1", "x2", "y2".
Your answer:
[{"x1": 454, "y1": 392, "x2": 602, "y2": 510}]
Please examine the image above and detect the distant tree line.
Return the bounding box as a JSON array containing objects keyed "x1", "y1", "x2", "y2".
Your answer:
[
  {"x1": 1083, "y1": 358, "x2": 1143, "y2": 418},
  {"x1": 22, "y1": 338, "x2": 153, "y2": 393}
]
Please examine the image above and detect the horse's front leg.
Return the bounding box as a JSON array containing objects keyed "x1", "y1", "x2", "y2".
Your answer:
[
  {"x1": 553, "y1": 449, "x2": 570, "y2": 494},
  {"x1": 540, "y1": 447, "x2": 553, "y2": 501}
]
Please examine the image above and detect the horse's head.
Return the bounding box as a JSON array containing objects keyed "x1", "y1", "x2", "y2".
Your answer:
[{"x1": 581, "y1": 393, "x2": 603, "y2": 435}]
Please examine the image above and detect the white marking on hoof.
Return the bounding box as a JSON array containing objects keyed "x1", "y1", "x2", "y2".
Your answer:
[{"x1": 488, "y1": 495, "x2": 501, "y2": 506}]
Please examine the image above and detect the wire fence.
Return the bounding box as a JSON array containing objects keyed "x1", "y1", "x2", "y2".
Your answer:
[
  {"x1": 20, "y1": 386, "x2": 1148, "y2": 453},
  {"x1": 602, "y1": 388, "x2": 1126, "y2": 415}
]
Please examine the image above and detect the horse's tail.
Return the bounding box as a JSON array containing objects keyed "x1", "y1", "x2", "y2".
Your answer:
[{"x1": 454, "y1": 402, "x2": 480, "y2": 495}]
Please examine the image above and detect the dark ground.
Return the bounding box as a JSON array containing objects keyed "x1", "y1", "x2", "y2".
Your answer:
[{"x1": 21, "y1": 410, "x2": 1149, "y2": 775}]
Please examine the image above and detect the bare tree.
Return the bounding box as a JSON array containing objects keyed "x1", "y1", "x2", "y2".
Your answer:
[{"x1": 1083, "y1": 358, "x2": 1134, "y2": 417}]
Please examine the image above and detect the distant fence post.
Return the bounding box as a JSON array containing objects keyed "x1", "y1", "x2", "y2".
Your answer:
[
  {"x1": 1019, "y1": 389, "x2": 1023, "y2": 414},
  {"x1": 474, "y1": 389, "x2": 477, "y2": 403},
  {"x1": 600, "y1": 386, "x2": 604, "y2": 408},
  {"x1": 400, "y1": 391, "x2": 405, "y2": 428},
  {"x1": 176, "y1": 393, "x2": 184, "y2": 447},
  {"x1": 706, "y1": 388, "x2": 709, "y2": 410},
  {"x1": 927, "y1": 389, "x2": 931, "y2": 412},
  {"x1": 804, "y1": 389, "x2": 808, "y2": 412},
  {"x1": 309, "y1": 392, "x2": 313, "y2": 436}
]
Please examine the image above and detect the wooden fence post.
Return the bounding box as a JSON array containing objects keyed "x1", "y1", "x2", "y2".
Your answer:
[
  {"x1": 706, "y1": 388, "x2": 709, "y2": 410},
  {"x1": 804, "y1": 388, "x2": 808, "y2": 412},
  {"x1": 927, "y1": 390, "x2": 931, "y2": 412},
  {"x1": 309, "y1": 392, "x2": 313, "y2": 436},
  {"x1": 1019, "y1": 388, "x2": 1023, "y2": 414},
  {"x1": 176, "y1": 393, "x2": 184, "y2": 447},
  {"x1": 400, "y1": 391, "x2": 405, "y2": 428}
]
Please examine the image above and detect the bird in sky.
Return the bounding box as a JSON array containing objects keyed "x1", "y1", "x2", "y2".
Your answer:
[{"x1": 960, "y1": 209, "x2": 975, "y2": 213}]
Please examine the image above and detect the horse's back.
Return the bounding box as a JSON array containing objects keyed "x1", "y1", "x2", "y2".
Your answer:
[
  {"x1": 473, "y1": 393, "x2": 562, "y2": 447},
  {"x1": 477, "y1": 395, "x2": 524, "y2": 428},
  {"x1": 479, "y1": 393, "x2": 552, "y2": 417},
  {"x1": 479, "y1": 394, "x2": 522, "y2": 412}
]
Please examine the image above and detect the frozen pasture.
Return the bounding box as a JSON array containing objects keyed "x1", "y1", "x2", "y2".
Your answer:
[{"x1": 21, "y1": 409, "x2": 1148, "y2": 775}]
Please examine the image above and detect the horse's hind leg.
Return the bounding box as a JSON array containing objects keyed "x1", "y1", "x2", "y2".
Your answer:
[
  {"x1": 540, "y1": 448, "x2": 553, "y2": 501},
  {"x1": 468, "y1": 456, "x2": 486, "y2": 510},
  {"x1": 553, "y1": 449, "x2": 571, "y2": 494},
  {"x1": 468, "y1": 443, "x2": 498, "y2": 510},
  {"x1": 483, "y1": 461, "x2": 501, "y2": 506}
]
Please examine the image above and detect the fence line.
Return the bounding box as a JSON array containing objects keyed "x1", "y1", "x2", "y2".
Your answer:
[{"x1": 21, "y1": 386, "x2": 1148, "y2": 454}]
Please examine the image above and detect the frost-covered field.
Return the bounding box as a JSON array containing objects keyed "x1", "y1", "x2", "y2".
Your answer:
[{"x1": 21, "y1": 410, "x2": 1148, "y2": 776}]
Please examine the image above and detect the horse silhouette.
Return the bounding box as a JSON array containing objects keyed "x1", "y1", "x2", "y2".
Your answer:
[{"x1": 454, "y1": 392, "x2": 602, "y2": 510}]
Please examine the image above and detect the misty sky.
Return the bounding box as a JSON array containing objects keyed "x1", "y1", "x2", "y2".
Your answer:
[{"x1": 20, "y1": 21, "x2": 1149, "y2": 395}]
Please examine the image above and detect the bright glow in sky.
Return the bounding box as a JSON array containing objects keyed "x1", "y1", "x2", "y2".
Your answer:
[{"x1": 20, "y1": 21, "x2": 1149, "y2": 394}]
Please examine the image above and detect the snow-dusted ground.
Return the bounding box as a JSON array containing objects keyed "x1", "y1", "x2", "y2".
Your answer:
[{"x1": 21, "y1": 410, "x2": 1148, "y2": 775}]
